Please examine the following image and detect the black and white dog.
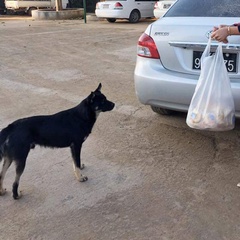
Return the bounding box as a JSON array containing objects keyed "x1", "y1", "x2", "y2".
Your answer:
[{"x1": 0, "y1": 83, "x2": 114, "y2": 199}]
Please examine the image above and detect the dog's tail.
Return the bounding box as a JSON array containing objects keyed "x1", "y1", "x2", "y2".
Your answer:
[{"x1": 0, "y1": 124, "x2": 13, "y2": 162}]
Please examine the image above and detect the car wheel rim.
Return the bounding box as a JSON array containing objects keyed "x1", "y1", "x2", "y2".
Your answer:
[{"x1": 132, "y1": 12, "x2": 138, "y2": 21}]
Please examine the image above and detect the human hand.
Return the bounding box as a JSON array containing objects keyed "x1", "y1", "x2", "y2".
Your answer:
[{"x1": 211, "y1": 26, "x2": 229, "y2": 43}]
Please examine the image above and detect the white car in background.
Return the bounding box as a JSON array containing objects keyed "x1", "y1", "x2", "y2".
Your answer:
[
  {"x1": 95, "y1": 0, "x2": 155, "y2": 23},
  {"x1": 153, "y1": 0, "x2": 175, "y2": 18}
]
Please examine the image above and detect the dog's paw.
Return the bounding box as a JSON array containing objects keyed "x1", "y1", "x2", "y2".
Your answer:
[
  {"x1": 0, "y1": 188, "x2": 6, "y2": 196},
  {"x1": 73, "y1": 167, "x2": 88, "y2": 182},
  {"x1": 13, "y1": 191, "x2": 22, "y2": 200},
  {"x1": 79, "y1": 175, "x2": 88, "y2": 182},
  {"x1": 80, "y1": 164, "x2": 85, "y2": 170}
]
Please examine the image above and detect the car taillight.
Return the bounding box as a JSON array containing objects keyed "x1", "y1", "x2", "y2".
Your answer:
[
  {"x1": 96, "y1": 3, "x2": 99, "y2": 9},
  {"x1": 137, "y1": 33, "x2": 160, "y2": 59},
  {"x1": 154, "y1": 2, "x2": 158, "y2": 9},
  {"x1": 114, "y1": 2, "x2": 123, "y2": 9}
]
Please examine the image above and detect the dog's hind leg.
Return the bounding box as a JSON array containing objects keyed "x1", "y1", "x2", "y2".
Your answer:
[
  {"x1": 70, "y1": 143, "x2": 88, "y2": 182},
  {"x1": 0, "y1": 157, "x2": 13, "y2": 196},
  {"x1": 12, "y1": 158, "x2": 27, "y2": 200}
]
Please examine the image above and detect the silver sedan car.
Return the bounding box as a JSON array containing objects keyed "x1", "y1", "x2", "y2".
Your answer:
[{"x1": 134, "y1": 0, "x2": 240, "y2": 117}]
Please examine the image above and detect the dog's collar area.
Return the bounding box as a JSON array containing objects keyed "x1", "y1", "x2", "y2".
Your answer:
[{"x1": 95, "y1": 110, "x2": 101, "y2": 118}]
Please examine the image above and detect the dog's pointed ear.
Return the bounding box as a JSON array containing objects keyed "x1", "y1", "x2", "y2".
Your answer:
[{"x1": 95, "y1": 83, "x2": 102, "y2": 92}]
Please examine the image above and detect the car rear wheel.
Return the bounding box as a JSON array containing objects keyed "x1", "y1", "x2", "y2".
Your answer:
[
  {"x1": 27, "y1": 7, "x2": 37, "y2": 16},
  {"x1": 107, "y1": 18, "x2": 116, "y2": 23},
  {"x1": 151, "y1": 106, "x2": 174, "y2": 115},
  {"x1": 128, "y1": 10, "x2": 140, "y2": 23},
  {"x1": 6, "y1": 9, "x2": 14, "y2": 15}
]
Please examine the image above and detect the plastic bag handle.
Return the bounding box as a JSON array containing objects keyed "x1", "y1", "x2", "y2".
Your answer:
[
  {"x1": 201, "y1": 37, "x2": 212, "y2": 66},
  {"x1": 216, "y1": 41, "x2": 223, "y2": 59}
]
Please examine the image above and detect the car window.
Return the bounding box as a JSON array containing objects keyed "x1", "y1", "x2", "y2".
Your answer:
[{"x1": 165, "y1": 0, "x2": 240, "y2": 17}]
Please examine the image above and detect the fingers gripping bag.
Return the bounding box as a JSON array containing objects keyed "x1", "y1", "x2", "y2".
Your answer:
[{"x1": 186, "y1": 38, "x2": 235, "y2": 131}]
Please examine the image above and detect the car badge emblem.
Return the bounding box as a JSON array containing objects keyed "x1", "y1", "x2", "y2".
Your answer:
[
  {"x1": 154, "y1": 32, "x2": 169, "y2": 36},
  {"x1": 206, "y1": 30, "x2": 213, "y2": 39}
]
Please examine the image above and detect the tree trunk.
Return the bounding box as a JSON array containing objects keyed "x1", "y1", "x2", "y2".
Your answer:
[{"x1": 56, "y1": 0, "x2": 63, "y2": 11}]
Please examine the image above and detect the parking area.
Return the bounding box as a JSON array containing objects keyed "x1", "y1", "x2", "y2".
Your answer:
[{"x1": 1, "y1": 16, "x2": 240, "y2": 240}]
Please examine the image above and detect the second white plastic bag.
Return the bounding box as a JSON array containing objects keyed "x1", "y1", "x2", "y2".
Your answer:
[{"x1": 186, "y1": 38, "x2": 235, "y2": 131}]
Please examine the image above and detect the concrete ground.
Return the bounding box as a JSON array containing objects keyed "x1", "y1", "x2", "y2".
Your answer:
[{"x1": 1, "y1": 16, "x2": 240, "y2": 240}]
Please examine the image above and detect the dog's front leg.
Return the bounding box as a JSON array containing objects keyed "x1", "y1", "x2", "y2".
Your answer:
[{"x1": 70, "y1": 143, "x2": 88, "y2": 182}]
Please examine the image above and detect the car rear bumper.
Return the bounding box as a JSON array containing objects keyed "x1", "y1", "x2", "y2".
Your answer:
[
  {"x1": 134, "y1": 56, "x2": 240, "y2": 117},
  {"x1": 153, "y1": 9, "x2": 167, "y2": 18},
  {"x1": 95, "y1": 9, "x2": 126, "y2": 19}
]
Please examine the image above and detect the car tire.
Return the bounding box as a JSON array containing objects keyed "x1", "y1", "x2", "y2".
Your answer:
[
  {"x1": 6, "y1": 9, "x2": 14, "y2": 15},
  {"x1": 27, "y1": 7, "x2": 37, "y2": 16},
  {"x1": 107, "y1": 18, "x2": 116, "y2": 23},
  {"x1": 128, "y1": 10, "x2": 140, "y2": 23},
  {"x1": 150, "y1": 106, "x2": 174, "y2": 115}
]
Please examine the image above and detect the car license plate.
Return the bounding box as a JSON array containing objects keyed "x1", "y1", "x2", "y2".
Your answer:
[
  {"x1": 163, "y1": 4, "x2": 171, "y2": 9},
  {"x1": 192, "y1": 51, "x2": 237, "y2": 73},
  {"x1": 103, "y1": 4, "x2": 109, "y2": 9}
]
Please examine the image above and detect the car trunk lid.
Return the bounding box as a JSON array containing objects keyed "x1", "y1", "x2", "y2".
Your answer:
[{"x1": 150, "y1": 17, "x2": 240, "y2": 76}]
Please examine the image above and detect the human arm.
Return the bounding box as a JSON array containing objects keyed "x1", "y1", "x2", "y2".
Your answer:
[{"x1": 211, "y1": 24, "x2": 240, "y2": 43}]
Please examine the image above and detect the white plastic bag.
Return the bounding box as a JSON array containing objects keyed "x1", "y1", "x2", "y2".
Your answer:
[{"x1": 186, "y1": 38, "x2": 235, "y2": 131}]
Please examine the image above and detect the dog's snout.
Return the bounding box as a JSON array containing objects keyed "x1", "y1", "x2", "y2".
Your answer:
[{"x1": 110, "y1": 102, "x2": 115, "y2": 110}]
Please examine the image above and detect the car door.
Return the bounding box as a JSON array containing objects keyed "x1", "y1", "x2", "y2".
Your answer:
[{"x1": 135, "y1": 0, "x2": 154, "y2": 18}]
